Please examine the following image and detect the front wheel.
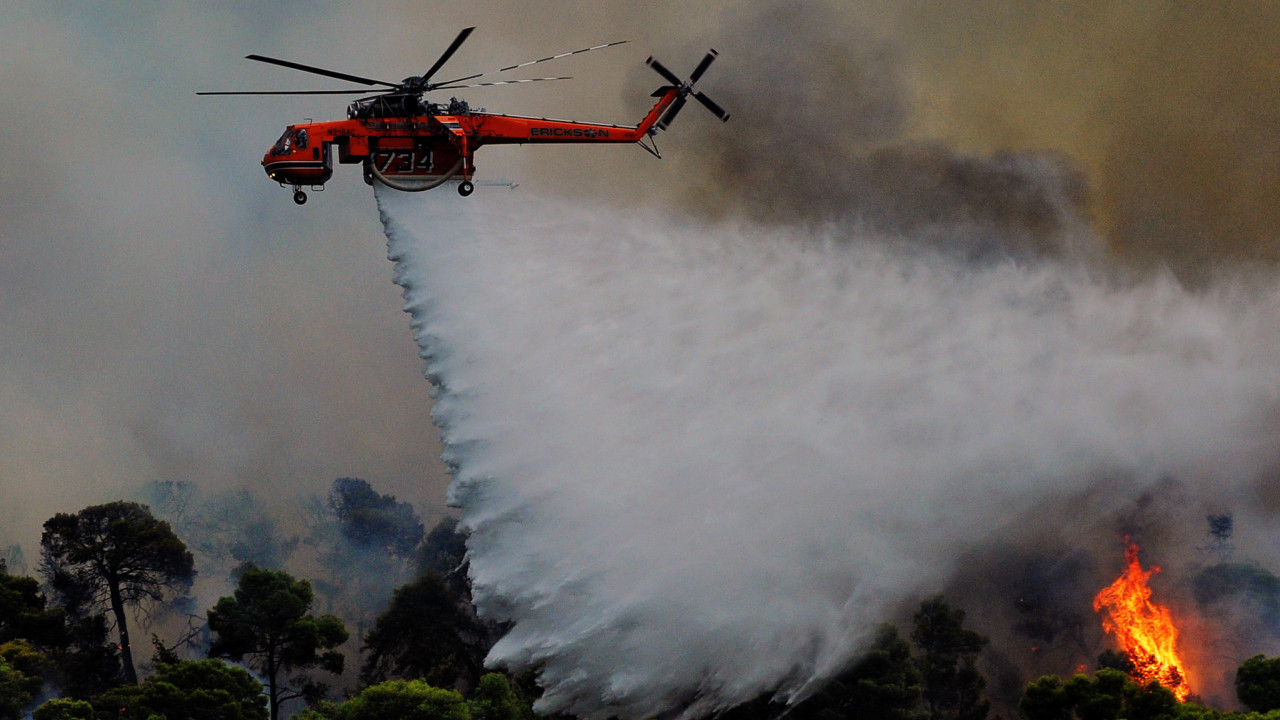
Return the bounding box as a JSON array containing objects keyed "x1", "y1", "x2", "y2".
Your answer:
[
  {"x1": 293, "y1": 190, "x2": 308, "y2": 205},
  {"x1": 458, "y1": 181, "x2": 474, "y2": 197}
]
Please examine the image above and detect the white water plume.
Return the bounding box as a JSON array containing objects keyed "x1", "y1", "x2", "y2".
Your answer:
[{"x1": 377, "y1": 188, "x2": 1280, "y2": 719}]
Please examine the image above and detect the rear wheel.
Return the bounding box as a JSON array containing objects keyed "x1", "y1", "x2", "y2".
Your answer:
[
  {"x1": 458, "y1": 181, "x2": 474, "y2": 197},
  {"x1": 293, "y1": 190, "x2": 308, "y2": 205}
]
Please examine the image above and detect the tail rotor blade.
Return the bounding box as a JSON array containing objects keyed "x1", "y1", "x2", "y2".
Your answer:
[
  {"x1": 694, "y1": 91, "x2": 730, "y2": 122},
  {"x1": 657, "y1": 94, "x2": 687, "y2": 130},
  {"x1": 422, "y1": 26, "x2": 475, "y2": 83},
  {"x1": 688, "y1": 49, "x2": 717, "y2": 83},
  {"x1": 646, "y1": 50, "x2": 730, "y2": 131},
  {"x1": 646, "y1": 56, "x2": 682, "y2": 86}
]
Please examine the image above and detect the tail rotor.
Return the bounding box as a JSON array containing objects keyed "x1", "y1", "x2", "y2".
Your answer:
[{"x1": 646, "y1": 50, "x2": 730, "y2": 130}]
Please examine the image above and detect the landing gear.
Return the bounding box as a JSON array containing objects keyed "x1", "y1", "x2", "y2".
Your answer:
[
  {"x1": 458, "y1": 180, "x2": 474, "y2": 197},
  {"x1": 293, "y1": 189, "x2": 308, "y2": 205}
]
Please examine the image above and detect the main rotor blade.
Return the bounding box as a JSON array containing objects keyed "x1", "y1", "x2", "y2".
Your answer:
[
  {"x1": 646, "y1": 56, "x2": 682, "y2": 86},
  {"x1": 421, "y1": 27, "x2": 475, "y2": 83},
  {"x1": 689, "y1": 49, "x2": 718, "y2": 83},
  {"x1": 657, "y1": 94, "x2": 687, "y2": 130},
  {"x1": 431, "y1": 76, "x2": 572, "y2": 90},
  {"x1": 432, "y1": 39, "x2": 629, "y2": 87},
  {"x1": 197, "y1": 89, "x2": 382, "y2": 95},
  {"x1": 245, "y1": 54, "x2": 398, "y2": 87},
  {"x1": 694, "y1": 91, "x2": 730, "y2": 121}
]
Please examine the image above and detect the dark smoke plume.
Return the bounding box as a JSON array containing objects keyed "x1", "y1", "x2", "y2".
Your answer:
[{"x1": 658, "y1": 4, "x2": 1093, "y2": 262}]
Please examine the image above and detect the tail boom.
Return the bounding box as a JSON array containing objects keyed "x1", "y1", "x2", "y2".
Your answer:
[{"x1": 463, "y1": 88, "x2": 680, "y2": 146}]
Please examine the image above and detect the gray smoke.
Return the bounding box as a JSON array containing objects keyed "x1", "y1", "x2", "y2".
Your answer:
[{"x1": 378, "y1": 187, "x2": 1280, "y2": 718}]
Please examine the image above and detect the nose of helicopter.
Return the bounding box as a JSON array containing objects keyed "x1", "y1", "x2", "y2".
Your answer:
[{"x1": 260, "y1": 126, "x2": 332, "y2": 188}]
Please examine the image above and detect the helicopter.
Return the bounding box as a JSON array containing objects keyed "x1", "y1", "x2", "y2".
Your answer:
[{"x1": 199, "y1": 28, "x2": 729, "y2": 205}]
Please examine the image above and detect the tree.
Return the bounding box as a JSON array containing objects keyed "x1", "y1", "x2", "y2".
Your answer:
[
  {"x1": 0, "y1": 570, "x2": 66, "y2": 647},
  {"x1": 361, "y1": 573, "x2": 489, "y2": 689},
  {"x1": 0, "y1": 642, "x2": 42, "y2": 720},
  {"x1": 140, "y1": 481, "x2": 300, "y2": 573},
  {"x1": 1018, "y1": 669, "x2": 1181, "y2": 720},
  {"x1": 0, "y1": 566, "x2": 117, "y2": 699},
  {"x1": 1237, "y1": 654, "x2": 1280, "y2": 713},
  {"x1": 1095, "y1": 649, "x2": 1135, "y2": 675},
  {"x1": 50, "y1": 613, "x2": 120, "y2": 699},
  {"x1": 318, "y1": 479, "x2": 426, "y2": 668},
  {"x1": 0, "y1": 661, "x2": 35, "y2": 720},
  {"x1": 332, "y1": 679, "x2": 471, "y2": 720},
  {"x1": 207, "y1": 566, "x2": 348, "y2": 720},
  {"x1": 417, "y1": 518, "x2": 468, "y2": 580},
  {"x1": 30, "y1": 699, "x2": 93, "y2": 720},
  {"x1": 911, "y1": 596, "x2": 990, "y2": 720},
  {"x1": 322, "y1": 478, "x2": 425, "y2": 596},
  {"x1": 328, "y1": 478, "x2": 424, "y2": 557},
  {"x1": 89, "y1": 658, "x2": 268, "y2": 720},
  {"x1": 784, "y1": 624, "x2": 924, "y2": 720},
  {"x1": 469, "y1": 674, "x2": 529, "y2": 720},
  {"x1": 40, "y1": 501, "x2": 195, "y2": 684},
  {"x1": 823, "y1": 624, "x2": 925, "y2": 720}
]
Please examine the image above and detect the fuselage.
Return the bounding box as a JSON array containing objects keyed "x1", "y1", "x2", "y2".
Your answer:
[{"x1": 260, "y1": 93, "x2": 675, "y2": 190}]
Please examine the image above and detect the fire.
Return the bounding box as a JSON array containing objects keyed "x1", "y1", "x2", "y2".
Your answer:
[{"x1": 1093, "y1": 539, "x2": 1190, "y2": 700}]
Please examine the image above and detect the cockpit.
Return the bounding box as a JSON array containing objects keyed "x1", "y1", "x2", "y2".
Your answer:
[{"x1": 269, "y1": 127, "x2": 308, "y2": 156}]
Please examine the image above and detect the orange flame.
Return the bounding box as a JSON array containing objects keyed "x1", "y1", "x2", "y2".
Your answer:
[{"x1": 1092, "y1": 539, "x2": 1191, "y2": 701}]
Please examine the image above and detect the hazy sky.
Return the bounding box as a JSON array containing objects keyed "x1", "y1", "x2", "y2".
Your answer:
[{"x1": 5, "y1": 1, "x2": 1280, "y2": 585}]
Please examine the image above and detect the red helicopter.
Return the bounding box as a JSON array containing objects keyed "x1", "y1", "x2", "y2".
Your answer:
[{"x1": 199, "y1": 28, "x2": 729, "y2": 205}]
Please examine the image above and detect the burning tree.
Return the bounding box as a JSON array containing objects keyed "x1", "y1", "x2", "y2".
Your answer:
[{"x1": 1092, "y1": 540, "x2": 1190, "y2": 701}]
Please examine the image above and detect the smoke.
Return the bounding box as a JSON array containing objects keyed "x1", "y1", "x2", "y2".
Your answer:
[
  {"x1": 641, "y1": 3, "x2": 1094, "y2": 265},
  {"x1": 889, "y1": 2, "x2": 1280, "y2": 278},
  {"x1": 378, "y1": 185, "x2": 1280, "y2": 718},
  {"x1": 612, "y1": 2, "x2": 1280, "y2": 283}
]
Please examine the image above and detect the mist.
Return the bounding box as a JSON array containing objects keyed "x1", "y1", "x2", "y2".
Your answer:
[{"x1": 378, "y1": 185, "x2": 1280, "y2": 718}]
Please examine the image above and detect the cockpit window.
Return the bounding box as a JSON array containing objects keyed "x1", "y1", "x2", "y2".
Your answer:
[
  {"x1": 295, "y1": 129, "x2": 308, "y2": 150},
  {"x1": 270, "y1": 128, "x2": 294, "y2": 156}
]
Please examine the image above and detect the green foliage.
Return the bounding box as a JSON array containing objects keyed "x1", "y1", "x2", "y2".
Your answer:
[
  {"x1": 91, "y1": 658, "x2": 267, "y2": 720},
  {"x1": 31, "y1": 698, "x2": 93, "y2": 720},
  {"x1": 335, "y1": 679, "x2": 471, "y2": 720},
  {"x1": 313, "y1": 479, "x2": 426, "y2": 652},
  {"x1": 469, "y1": 674, "x2": 527, "y2": 720},
  {"x1": 41, "y1": 501, "x2": 195, "y2": 684},
  {"x1": 208, "y1": 566, "x2": 347, "y2": 720},
  {"x1": 0, "y1": 571, "x2": 66, "y2": 647},
  {"x1": 417, "y1": 518, "x2": 468, "y2": 579},
  {"x1": 718, "y1": 604, "x2": 991, "y2": 720},
  {"x1": 0, "y1": 641, "x2": 46, "y2": 698},
  {"x1": 1238, "y1": 655, "x2": 1280, "y2": 713},
  {"x1": 293, "y1": 675, "x2": 532, "y2": 720},
  {"x1": 51, "y1": 613, "x2": 120, "y2": 699},
  {"x1": 911, "y1": 595, "x2": 990, "y2": 720},
  {"x1": 1013, "y1": 666, "x2": 1203, "y2": 717},
  {"x1": 1096, "y1": 649, "x2": 1135, "y2": 674},
  {"x1": 794, "y1": 624, "x2": 925, "y2": 720},
  {"x1": 328, "y1": 479, "x2": 424, "y2": 557},
  {"x1": 0, "y1": 654, "x2": 36, "y2": 720},
  {"x1": 361, "y1": 573, "x2": 485, "y2": 688},
  {"x1": 1019, "y1": 669, "x2": 1183, "y2": 720},
  {"x1": 0, "y1": 568, "x2": 117, "y2": 698}
]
